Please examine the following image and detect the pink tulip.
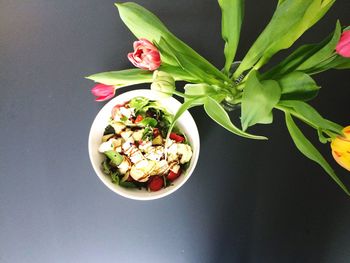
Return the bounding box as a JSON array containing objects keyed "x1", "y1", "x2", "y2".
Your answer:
[
  {"x1": 91, "y1": 84, "x2": 116, "y2": 102},
  {"x1": 127, "y1": 39, "x2": 161, "y2": 70},
  {"x1": 336, "y1": 30, "x2": 350, "y2": 58}
]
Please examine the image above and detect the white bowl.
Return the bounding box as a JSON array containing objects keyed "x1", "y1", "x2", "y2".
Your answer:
[{"x1": 88, "y1": 89, "x2": 200, "y2": 200}]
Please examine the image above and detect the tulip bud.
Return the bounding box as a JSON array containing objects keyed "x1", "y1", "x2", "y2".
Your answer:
[
  {"x1": 127, "y1": 39, "x2": 161, "y2": 71},
  {"x1": 151, "y1": 70, "x2": 175, "y2": 97},
  {"x1": 91, "y1": 84, "x2": 116, "y2": 102},
  {"x1": 331, "y1": 126, "x2": 350, "y2": 171},
  {"x1": 336, "y1": 30, "x2": 350, "y2": 58}
]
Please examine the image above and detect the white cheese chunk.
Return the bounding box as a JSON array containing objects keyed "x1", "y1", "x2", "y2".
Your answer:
[
  {"x1": 151, "y1": 160, "x2": 169, "y2": 175},
  {"x1": 129, "y1": 149, "x2": 145, "y2": 164},
  {"x1": 118, "y1": 157, "x2": 131, "y2": 174},
  {"x1": 139, "y1": 141, "x2": 152, "y2": 153},
  {"x1": 115, "y1": 146, "x2": 122, "y2": 153},
  {"x1": 130, "y1": 160, "x2": 156, "y2": 182},
  {"x1": 119, "y1": 107, "x2": 134, "y2": 119},
  {"x1": 121, "y1": 129, "x2": 133, "y2": 140},
  {"x1": 145, "y1": 146, "x2": 164, "y2": 162},
  {"x1": 132, "y1": 129, "x2": 144, "y2": 141},
  {"x1": 170, "y1": 163, "x2": 181, "y2": 174},
  {"x1": 122, "y1": 141, "x2": 133, "y2": 152},
  {"x1": 98, "y1": 140, "x2": 114, "y2": 153},
  {"x1": 177, "y1": 144, "x2": 193, "y2": 164},
  {"x1": 110, "y1": 122, "x2": 126, "y2": 134}
]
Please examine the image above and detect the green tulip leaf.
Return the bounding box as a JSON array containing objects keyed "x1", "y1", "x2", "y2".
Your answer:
[
  {"x1": 279, "y1": 100, "x2": 343, "y2": 134},
  {"x1": 156, "y1": 37, "x2": 220, "y2": 85},
  {"x1": 86, "y1": 69, "x2": 153, "y2": 86},
  {"x1": 278, "y1": 72, "x2": 320, "y2": 101},
  {"x1": 115, "y1": 2, "x2": 229, "y2": 83},
  {"x1": 218, "y1": 0, "x2": 244, "y2": 75},
  {"x1": 285, "y1": 113, "x2": 350, "y2": 196},
  {"x1": 184, "y1": 84, "x2": 221, "y2": 105},
  {"x1": 166, "y1": 98, "x2": 204, "y2": 140},
  {"x1": 241, "y1": 71, "x2": 281, "y2": 131},
  {"x1": 204, "y1": 96, "x2": 267, "y2": 140},
  {"x1": 297, "y1": 21, "x2": 341, "y2": 71},
  {"x1": 158, "y1": 64, "x2": 197, "y2": 82},
  {"x1": 234, "y1": 0, "x2": 335, "y2": 78},
  {"x1": 263, "y1": 21, "x2": 342, "y2": 78},
  {"x1": 262, "y1": 43, "x2": 326, "y2": 79}
]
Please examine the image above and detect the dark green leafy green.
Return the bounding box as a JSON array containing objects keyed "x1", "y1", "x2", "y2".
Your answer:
[
  {"x1": 119, "y1": 181, "x2": 137, "y2": 188},
  {"x1": 204, "y1": 96, "x2": 267, "y2": 140},
  {"x1": 137, "y1": 117, "x2": 158, "y2": 127},
  {"x1": 129, "y1": 97, "x2": 149, "y2": 113},
  {"x1": 241, "y1": 71, "x2": 281, "y2": 130},
  {"x1": 218, "y1": 0, "x2": 244, "y2": 75},
  {"x1": 102, "y1": 159, "x2": 112, "y2": 175},
  {"x1": 103, "y1": 125, "x2": 115, "y2": 136},
  {"x1": 285, "y1": 113, "x2": 349, "y2": 195},
  {"x1": 111, "y1": 172, "x2": 120, "y2": 184}
]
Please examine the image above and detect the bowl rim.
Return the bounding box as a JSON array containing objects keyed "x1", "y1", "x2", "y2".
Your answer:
[{"x1": 88, "y1": 89, "x2": 200, "y2": 200}]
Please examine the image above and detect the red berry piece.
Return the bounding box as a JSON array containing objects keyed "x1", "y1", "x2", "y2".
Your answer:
[
  {"x1": 167, "y1": 170, "x2": 181, "y2": 182},
  {"x1": 169, "y1": 132, "x2": 185, "y2": 143},
  {"x1": 148, "y1": 176, "x2": 164, "y2": 191}
]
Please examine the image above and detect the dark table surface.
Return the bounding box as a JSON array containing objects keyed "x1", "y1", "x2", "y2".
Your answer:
[{"x1": 1, "y1": 0, "x2": 350, "y2": 262}]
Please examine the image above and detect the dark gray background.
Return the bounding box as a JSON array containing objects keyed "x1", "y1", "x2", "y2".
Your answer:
[{"x1": 1, "y1": 0, "x2": 350, "y2": 262}]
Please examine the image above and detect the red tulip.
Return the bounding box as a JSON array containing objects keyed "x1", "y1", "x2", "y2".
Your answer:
[
  {"x1": 336, "y1": 30, "x2": 350, "y2": 58},
  {"x1": 127, "y1": 39, "x2": 161, "y2": 71},
  {"x1": 91, "y1": 84, "x2": 116, "y2": 102}
]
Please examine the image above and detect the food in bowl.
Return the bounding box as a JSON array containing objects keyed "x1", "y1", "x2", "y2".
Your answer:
[{"x1": 98, "y1": 96, "x2": 193, "y2": 191}]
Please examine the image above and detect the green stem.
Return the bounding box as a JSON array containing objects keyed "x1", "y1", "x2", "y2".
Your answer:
[
  {"x1": 275, "y1": 105, "x2": 336, "y2": 138},
  {"x1": 172, "y1": 90, "x2": 197, "y2": 99}
]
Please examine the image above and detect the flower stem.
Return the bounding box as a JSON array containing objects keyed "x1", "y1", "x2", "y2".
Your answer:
[{"x1": 275, "y1": 105, "x2": 335, "y2": 138}]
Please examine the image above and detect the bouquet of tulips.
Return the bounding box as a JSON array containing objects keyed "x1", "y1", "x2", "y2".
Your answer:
[{"x1": 87, "y1": 1, "x2": 350, "y2": 195}]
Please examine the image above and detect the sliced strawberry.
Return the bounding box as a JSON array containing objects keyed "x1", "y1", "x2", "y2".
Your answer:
[
  {"x1": 135, "y1": 115, "x2": 143, "y2": 123},
  {"x1": 169, "y1": 132, "x2": 185, "y2": 143},
  {"x1": 153, "y1": 128, "x2": 160, "y2": 137},
  {"x1": 167, "y1": 170, "x2": 181, "y2": 181},
  {"x1": 148, "y1": 176, "x2": 164, "y2": 191}
]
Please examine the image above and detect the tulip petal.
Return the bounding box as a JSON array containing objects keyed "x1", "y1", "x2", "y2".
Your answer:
[
  {"x1": 331, "y1": 126, "x2": 350, "y2": 171},
  {"x1": 336, "y1": 30, "x2": 350, "y2": 58},
  {"x1": 91, "y1": 83, "x2": 115, "y2": 102},
  {"x1": 127, "y1": 39, "x2": 161, "y2": 71}
]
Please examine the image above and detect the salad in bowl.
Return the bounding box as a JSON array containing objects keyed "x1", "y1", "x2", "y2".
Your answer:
[{"x1": 88, "y1": 89, "x2": 200, "y2": 200}]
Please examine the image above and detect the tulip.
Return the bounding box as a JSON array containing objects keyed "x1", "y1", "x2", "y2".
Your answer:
[
  {"x1": 91, "y1": 84, "x2": 116, "y2": 102},
  {"x1": 336, "y1": 30, "x2": 350, "y2": 58},
  {"x1": 331, "y1": 126, "x2": 350, "y2": 171},
  {"x1": 150, "y1": 70, "x2": 175, "y2": 97},
  {"x1": 127, "y1": 39, "x2": 161, "y2": 70}
]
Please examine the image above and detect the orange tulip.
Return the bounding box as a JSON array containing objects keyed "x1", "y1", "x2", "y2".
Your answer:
[{"x1": 331, "y1": 126, "x2": 350, "y2": 171}]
